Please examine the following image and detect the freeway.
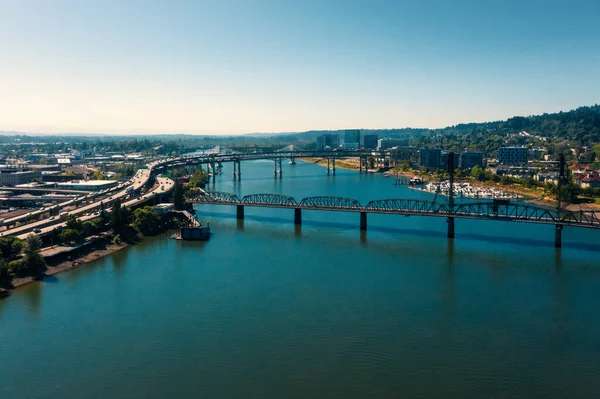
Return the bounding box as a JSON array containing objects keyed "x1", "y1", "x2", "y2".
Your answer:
[{"x1": 14, "y1": 176, "x2": 173, "y2": 240}]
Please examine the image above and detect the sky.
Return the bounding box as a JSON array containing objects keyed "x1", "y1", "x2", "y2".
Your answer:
[{"x1": 0, "y1": 0, "x2": 599, "y2": 135}]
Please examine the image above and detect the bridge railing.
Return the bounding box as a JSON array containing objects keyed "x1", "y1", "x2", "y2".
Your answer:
[{"x1": 192, "y1": 191, "x2": 600, "y2": 228}]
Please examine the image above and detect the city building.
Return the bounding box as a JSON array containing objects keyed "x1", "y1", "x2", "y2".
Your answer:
[
  {"x1": 56, "y1": 180, "x2": 118, "y2": 191},
  {"x1": 377, "y1": 138, "x2": 409, "y2": 151},
  {"x1": 387, "y1": 146, "x2": 420, "y2": 162},
  {"x1": 0, "y1": 168, "x2": 42, "y2": 186},
  {"x1": 441, "y1": 151, "x2": 459, "y2": 169},
  {"x1": 363, "y1": 134, "x2": 379, "y2": 149},
  {"x1": 460, "y1": 152, "x2": 485, "y2": 169},
  {"x1": 344, "y1": 130, "x2": 361, "y2": 148},
  {"x1": 419, "y1": 148, "x2": 442, "y2": 169},
  {"x1": 498, "y1": 146, "x2": 528, "y2": 165},
  {"x1": 316, "y1": 134, "x2": 340, "y2": 150}
]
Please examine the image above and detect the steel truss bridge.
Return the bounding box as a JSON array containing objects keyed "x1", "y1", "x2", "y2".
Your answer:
[
  {"x1": 194, "y1": 191, "x2": 600, "y2": 228},
  {"x1": 191, "y1": 191, "x2": 600, "y2": 248},
  {"x1": 154, "y1": 150, "x2": 380, "y2": 179}
]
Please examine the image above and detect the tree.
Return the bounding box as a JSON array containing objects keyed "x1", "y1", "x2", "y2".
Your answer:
[
  {"x1": 91, "y1": 171, "x2": 104, "y2": 180},
  {"x1": 471, "y1": 165, "x2": 484, "y2": 181},
  {"x1": 0, "y1": 258, "x2": 10, "y2": 283},
  {"x1": 65, "y1": 214, "x2": 82, "y2": 232},
  {"x1": 131, "y1": 206, "x2": 160, "y2": 234},
  {"x1": 367, "y1": 156, "x2": 375, "y2": 169},
  {"x1": 39, "y1": 158, "x2": 47, "y2": 165},
  {"x1": 59, "y1": 229, "x2": 82, "y2": 244},
  {"x1": 0, "y1": 236, "x2": 24, "y2": 260},
  {"x1": 173, "y1": 179, "x2": 185, "y2": 210},
  {"x1": 22, "y1": 234, "x2": 46, "y2": 275},
  {"x1": 111, "y1": 198, "x2": 124, "y2": 232}
]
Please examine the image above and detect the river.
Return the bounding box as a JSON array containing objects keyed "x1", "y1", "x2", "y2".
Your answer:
[{"x1": 1, "y1": 160, "x2": 600, "y2": 398}]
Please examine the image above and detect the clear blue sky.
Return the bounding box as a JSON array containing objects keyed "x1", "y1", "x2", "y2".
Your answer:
[{"x1": 1, "y1": 0, "x2": 598, "y2": 134}]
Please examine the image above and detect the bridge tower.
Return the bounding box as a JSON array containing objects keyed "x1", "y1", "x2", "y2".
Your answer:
[{"x1": 447, "y1": 151, "x2": 455, "y2": 239}]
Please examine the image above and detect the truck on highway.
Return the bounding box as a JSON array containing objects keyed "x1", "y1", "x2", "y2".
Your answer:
[{"x1": 59, "y1": 212, "x2": 69, "y2": 220}]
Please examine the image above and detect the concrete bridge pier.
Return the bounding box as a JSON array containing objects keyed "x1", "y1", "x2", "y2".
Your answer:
[
  {"x1": 327, "y1": 158, "x2": 331, "y2": 175},
  {"x1": 294, "y1": 208, "x2": 302, "y2": 225},
  {"x1": 233, "y1": 160, "x2": 241, "y2": 180},
  {"x1": 332, "y1": 158, "x2": 336, "y2": 175},
  {"x1": 360, "y1": 212, "x2": 367, "y2": 230},
  {"x1": 555, "y1": 224, "x2": 563, "y2": 248},
  {"x1": 447, "y1": 216, "x2": 455, "y2": 239},
  {"x1": 273, "y1": 159, "x2": 283, "y2": 178},
  {"x1": 236, "y1": 205, "x2": 244, "y2": 220}
]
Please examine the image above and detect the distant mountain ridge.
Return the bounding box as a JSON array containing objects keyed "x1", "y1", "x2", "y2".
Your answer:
[{"x1": 1, "y1": 105, "x2": 599, "y2": 144}]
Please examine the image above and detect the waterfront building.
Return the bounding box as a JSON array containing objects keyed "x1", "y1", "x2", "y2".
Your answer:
[
  {"x1": 363, "y1": 134, "x2": 379, "y2": 149},
  {"x1": 316, "y1": 134, "x2": 340, "y2": 150},
  {"x1": 460, "y1": 151, "x2": 485, "y2": 169},
  {"x1": 377, "y1": 138, "x2": 409, "y2": 151},
  {"x1": 441, "y1": 151, "x2": 459, "y2": 169},
  {"x1": 344, "y1": 129, "x2": 361, "y2": 148},
  {"x1": 387, "y1": 146, "x2": 420, "y2": 162},
  {"x1": 419, "y1": 148, "x2": 442, "y2": 169},
  {"x1": 498, "y1": 146, "x2": 528, "y2": 165}
]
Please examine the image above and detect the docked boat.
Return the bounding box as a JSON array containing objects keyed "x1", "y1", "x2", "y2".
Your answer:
[{"x1": 409, "y1": 176, "x2": 424, "y2": 185}]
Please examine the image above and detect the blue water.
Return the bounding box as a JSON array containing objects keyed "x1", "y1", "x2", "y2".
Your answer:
[{"x1": 1, "y1": 160, "x2": 599, "y2": 398}]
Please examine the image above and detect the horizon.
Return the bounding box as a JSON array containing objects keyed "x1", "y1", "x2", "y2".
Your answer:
[{"x1": 1, "y1": 0, "x2": 599, "y2": 135}]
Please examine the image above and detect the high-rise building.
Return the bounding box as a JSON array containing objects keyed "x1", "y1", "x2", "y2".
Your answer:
[
  {"x1": 419, "y1": 148, "x2": 442, "y2": 169},
  {"x1": 316, "y1": 134, "x2": 340, "y2": 150},
  {"x1": 498, "y1": 147, "x2": 528, "y2": 165},
  {"x1": 363, "y1": 134, "x2": 379, "y2": 149},
  {"x1": 460, "y1": 151, "x2": 485, "y2": 169},
  {"x1": 344, "y1": 130, "x2": 361, "y2": 146}
]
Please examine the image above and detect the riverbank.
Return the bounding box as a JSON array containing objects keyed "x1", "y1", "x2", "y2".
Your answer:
[
  {"x1": 301, "y1": 157, "x2": 384, "y2": 173},
  {"x1": 8, "y1": 241, "x2": 130, "y2": 290}
]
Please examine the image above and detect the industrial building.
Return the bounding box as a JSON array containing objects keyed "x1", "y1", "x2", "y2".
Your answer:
[
  {"x1": 0, "y1": 168, "x2": 42, "y2": 186},
  {"x1": 56, "y1": 180, "x2": 118, "y2": 191}
]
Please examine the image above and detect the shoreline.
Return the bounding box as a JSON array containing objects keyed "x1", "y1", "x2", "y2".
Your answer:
[
  {"x1": 300, "y1": 157, "x2": 383, "y2": 173},
  {"x1": 5, "y1": 242, "x2": 130, "y2": 292}
]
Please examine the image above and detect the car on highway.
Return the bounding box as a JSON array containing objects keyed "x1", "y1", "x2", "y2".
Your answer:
[{"x1": 33, "y1": 228, "x2": 42, "y2": 234}]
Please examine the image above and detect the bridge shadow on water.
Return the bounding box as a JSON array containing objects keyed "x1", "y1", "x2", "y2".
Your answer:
[{"x1": 195, "y1": 211, "x2": 600, "y2": 252}]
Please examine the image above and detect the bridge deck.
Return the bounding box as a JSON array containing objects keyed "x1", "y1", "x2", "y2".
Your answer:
[{"x1": 193, "y1": 192, "x2": 600, "y2": 230}]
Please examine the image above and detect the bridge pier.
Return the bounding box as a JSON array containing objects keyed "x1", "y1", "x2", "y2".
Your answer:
[
  {"x1": 274, "y1": 159, "x2": 283, "y2": 178},
  {"x1": 360, "y1": 212, "x2": 367, "y2": 230},
  {"x1": 236, "y1": 205, "x2": 244, "y2": 220},
  {"x1": 447, "y1": 217, "x2": 455, "y2": 239},
  {"x1": 294, "y1": 208, "x2": 302, "y2": 225},
  {"x1": 555, "y1": 224, "x2": 563, "y2": 249},
  {"x1": 327, "y1": 158, "x2": 330, "y2": 175},
  {"x1": 233, "y1": 160, "x2": 241, "y2": 180},
  {"x1": 332, "y1": 158, "x2": 336, "y2": 175}
]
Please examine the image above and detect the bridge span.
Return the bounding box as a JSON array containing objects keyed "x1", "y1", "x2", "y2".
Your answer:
[
  {"x1": 192, "y1": 192, "x2": 600, "y2": 248},
  {"x1": 154, "y1": 150, "x2": 380, "y2": 181}
]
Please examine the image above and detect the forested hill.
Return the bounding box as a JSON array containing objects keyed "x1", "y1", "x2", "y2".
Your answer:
[
  {"x1": 439, "y1": 105, "x2": 600, "y2": 145},
  {"x1": 280, "y1": 105, "x2": 600, "y2": 146}
]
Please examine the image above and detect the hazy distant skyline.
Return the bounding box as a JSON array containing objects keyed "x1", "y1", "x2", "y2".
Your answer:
[{"x1": 1, "y1": 0, "x2": 599, "y2": 135}]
